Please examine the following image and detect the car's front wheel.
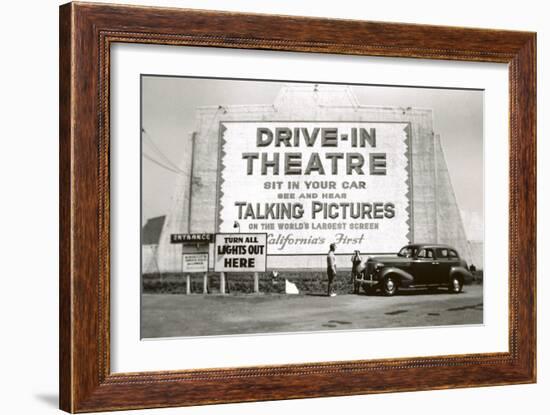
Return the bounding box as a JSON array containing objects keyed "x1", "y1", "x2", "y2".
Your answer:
[
  {"x1": 449, "y1": 276, "x2": 463, "y2": 293},
  {"x1": 383, "y1": 276, "x2": 398, "y2": 296}
]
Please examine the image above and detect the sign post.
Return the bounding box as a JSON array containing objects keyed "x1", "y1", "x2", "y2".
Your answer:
[
  {"x1": 181, "y1": 252, "x2": 209, "y2": 295},
  {"x1": 203, "y1": 273, "x2": 208, "y2": 294},
  {"x1": 220, "y1": 272, "x2": 226, "y2": 294},
  {"x1": 171, "y1": 234, "x2": 213, "y2": 295}
]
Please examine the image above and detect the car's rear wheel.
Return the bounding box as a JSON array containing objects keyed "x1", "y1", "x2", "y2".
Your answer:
[
  {"x1": 383, "y1": 276, "x2": 398, "y2": 296},
  {"x1": 449, "y1": 276, "x2": 463, "y2": 293}
]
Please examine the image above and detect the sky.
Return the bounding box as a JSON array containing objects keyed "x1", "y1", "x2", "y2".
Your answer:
[{"x1": 141, "y1": 76, "x2": 484, "y2": 240}]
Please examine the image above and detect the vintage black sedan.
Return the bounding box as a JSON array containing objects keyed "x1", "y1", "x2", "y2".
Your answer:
[{"x1": 354, "y1": 244, "x2": 473, "y2": 296}]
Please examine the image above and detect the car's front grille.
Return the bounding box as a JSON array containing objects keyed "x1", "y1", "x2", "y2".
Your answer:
[{"x1": 366, "y1": 261, "x2": 375, "y2": 277}]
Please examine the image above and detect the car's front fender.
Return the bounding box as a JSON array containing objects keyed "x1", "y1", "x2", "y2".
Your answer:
[{"x1": 378, "y1": 267, "x2": 414, "y2": 287}]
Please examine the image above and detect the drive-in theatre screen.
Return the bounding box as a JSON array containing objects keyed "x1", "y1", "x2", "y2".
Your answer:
[{"x1": 218, "y1": 122, "x2": 412, "y2": 254}]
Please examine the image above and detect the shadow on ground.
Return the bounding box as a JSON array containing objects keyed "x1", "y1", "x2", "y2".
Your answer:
[{"x1": 35, "y1": 393, "x2": 58, "y2": 408}]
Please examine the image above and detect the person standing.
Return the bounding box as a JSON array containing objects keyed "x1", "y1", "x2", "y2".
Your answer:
[
  {"x1": 327, "y1": 243, "x2": 337, "y2": 297},
  {"x1": 350, "y1": 250, "x2": 363, "y2": 294}
]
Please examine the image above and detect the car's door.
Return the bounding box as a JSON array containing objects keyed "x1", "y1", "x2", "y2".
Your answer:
[
  {"x1": 434, "y1": 248, "x2": 452, "y2": 283},
  {"x1": 412, "y1": 248, "x2": 436, "y2": 285}
]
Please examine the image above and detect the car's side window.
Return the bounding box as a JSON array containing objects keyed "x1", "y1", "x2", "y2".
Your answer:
[
  {"x1": 417, "y1": 248, "x2": 434, "y2": 259},
  {"x1": 449, "y1": 250, "x2": 458, "y2": 258},
  {"x1": 436, "y1": 248, "x2": 449, "y2": 258}
]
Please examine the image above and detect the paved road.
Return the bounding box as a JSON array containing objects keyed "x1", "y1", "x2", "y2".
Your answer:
[{"x1": 141, "y1": 285, "x2": 483, "y2": 338}]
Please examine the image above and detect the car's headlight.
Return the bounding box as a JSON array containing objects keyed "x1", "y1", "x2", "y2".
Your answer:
[{"x1": 375, "y1": 263, "x2": 384, "y2": 271}]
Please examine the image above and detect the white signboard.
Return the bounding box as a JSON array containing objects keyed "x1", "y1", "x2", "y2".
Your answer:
[
  {"x1": 218, "y1": 122, "x2": 411, "y2": 254},
  {"x1": 182, "y1": 253, "x2": 208, "y2": 273},
  {"x1": 214, "y1": 233, "x2": 267, "y2": 272}
]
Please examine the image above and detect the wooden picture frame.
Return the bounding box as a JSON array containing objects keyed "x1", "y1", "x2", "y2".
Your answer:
[{"x1": 59, "y1": 2, "x2": 536, "y2": 412}]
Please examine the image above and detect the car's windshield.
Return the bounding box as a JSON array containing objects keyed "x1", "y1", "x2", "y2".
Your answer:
[{"x1": 397, "y1": 247, "x2": 415, "y2": 258}]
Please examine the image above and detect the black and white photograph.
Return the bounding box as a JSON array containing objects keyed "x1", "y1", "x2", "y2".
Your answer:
[{"x1": 140, "y1": 76, "x2": 484, "y2": 338}]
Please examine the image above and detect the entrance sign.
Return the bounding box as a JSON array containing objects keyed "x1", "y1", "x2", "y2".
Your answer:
[
  {"x1": 181, "y1": 253, "x2": 208, "y2": 273},
  {"x1": 171, "y1": 233, "x2": 213, "y2": 244},
  {"x1": 214, "y1": 233, "x2": 267, "y2": 272},
  {"x1": 218, "y1": 122, "x2": 411, "y2": 254}
]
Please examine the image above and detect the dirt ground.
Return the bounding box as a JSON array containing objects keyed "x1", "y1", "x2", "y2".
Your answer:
[{"x1": 141, "y1": 284, "x2": 483, "y2": 338}]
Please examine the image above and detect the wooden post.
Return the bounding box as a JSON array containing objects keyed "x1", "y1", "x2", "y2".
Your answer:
[
  {"x1": 220, "y1": 272, "x2": 226, "y2": 294},
  {"x1": 203, "y1": 273, "x2": 208, "y2": 294},
  {"x1": 253, "y1": 272, "x2": 259, "y2": 294},
  {"x1": 186, "y1": 274, "x2": 191, "y2": 295},
  {"x1": 180, "y1": 245, "x2": 184, "y2": 291}
]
